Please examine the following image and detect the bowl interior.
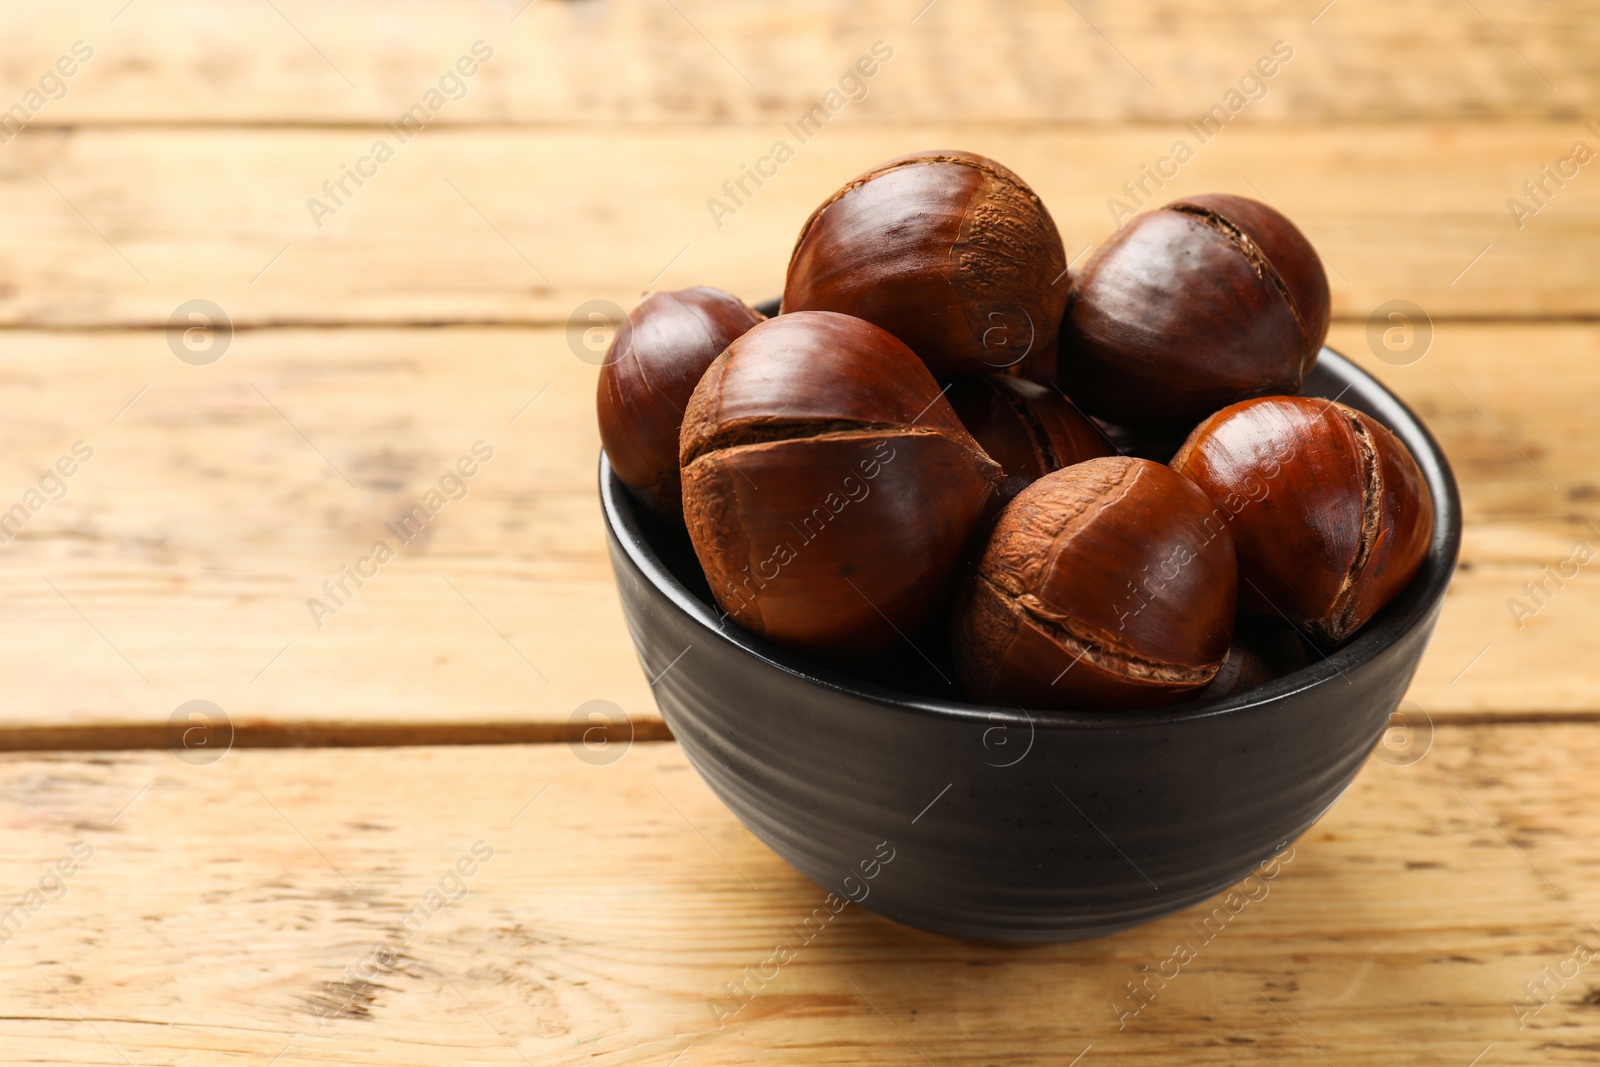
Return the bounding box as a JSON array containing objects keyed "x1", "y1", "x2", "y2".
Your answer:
[{"x1": 601, "y1": 339, "x2": 1462, "y2": 731}]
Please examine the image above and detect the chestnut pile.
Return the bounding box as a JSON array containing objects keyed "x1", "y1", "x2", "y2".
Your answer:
[{"x1": 597, "y1": 150, "x2": 1434, "y2": 710}]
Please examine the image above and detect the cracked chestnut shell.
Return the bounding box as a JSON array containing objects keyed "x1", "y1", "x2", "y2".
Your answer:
[
  {"x1": 945, "y1": 374, "x2": 1114, "y2": 508},
  {"x1": 1171, "y1": 396, "x2": 1434, "y2": 645},
  {"x1": 782, "y1": 150, "x2": 1068, "y2": 382},
  {"x1": 1060, "y1": 193, "x2": 1331, "y2": 426},
  {"x1": 596, "y1": 287, "x2": 765, "y2": 521},
  {"x1": 951, "y1": 456, "x2": 1238, "y2": 709},
  {"x1": 680, "y1": 311, "x2": 1002, "y2": 661}
]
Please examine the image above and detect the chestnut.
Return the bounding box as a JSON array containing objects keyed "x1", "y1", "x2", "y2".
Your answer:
[
  {"x1": 1060, "y1": 193, "x2": 1331, "y2": 427},
  {"x1": 596, "y1": 286, "x2": 765, "y2": 520},
  {"x1": 951, "y1": 456, "x2": 1238, "y2": 709},
  {"x1": 1170, "y1": 395, "x2": 1434, "y2": 645},
  {"x1": 944, "y1": 374, "x2": 1114, "y2": 507},
  {"x1": 782, "y1": 150, "x2": 1068, "y2": 382},
  {"x1": 680, "y1": 311, "x2": 1002, "y2": 661}
]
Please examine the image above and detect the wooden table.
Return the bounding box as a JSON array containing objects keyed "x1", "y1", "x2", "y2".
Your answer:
[{"x1": 2, "y1": 2, "x2": 1597, "y2": 1063}]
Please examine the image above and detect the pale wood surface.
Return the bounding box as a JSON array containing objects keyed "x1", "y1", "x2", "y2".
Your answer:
[
  {"x1": 0, "y1": 732, "x2": 1596, "y2": 1066},
  {"x1": 2, "y1": 3, "x2": 1598, "y2": 1064},
  {"x1": 0, "y1": 126, "x2": 1596, "y2": 329},
  {"x1": 8, "y1": 0, "x2": 1597, "y2": 124},
  {"x1": 0, "y1": 322, "x2": 1593, "y2": 735},
  {"x1": 0, "y1": 327, "x2": 638, "y2": 735}
]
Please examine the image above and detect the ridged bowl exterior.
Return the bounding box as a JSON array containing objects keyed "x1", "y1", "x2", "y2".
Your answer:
[{"x1": 601, "y1": 346, "x2": 1460, "y2": 942}]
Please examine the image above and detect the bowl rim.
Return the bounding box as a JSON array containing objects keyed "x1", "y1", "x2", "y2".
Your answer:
[{"x1": 601, "y1": 343, "x2": 1463, "y2": 732}]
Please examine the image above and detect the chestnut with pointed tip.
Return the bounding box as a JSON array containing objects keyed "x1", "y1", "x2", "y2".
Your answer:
[
  {"x1": 596, "y1": 287, "x2": 765, "y2": 521},
  {"x1": 945, "y1": 374, "x2": 1114, "y2": 508},
  {"x1": 783, "y1": 150, "x2": 1068, "y2": 382},
  {"x1": 951, "y1": 456, "x2": 1238, "y2": 709},
  {"x1": 680, "y1": 311, "x2": 1003, "y2": 662},
  {"x1": 1061, "y1": 193, "x2": 1331, "y2": 426},
  {"x1": 1171, "y1": 395, "x2": 1434, "y2": 645}
]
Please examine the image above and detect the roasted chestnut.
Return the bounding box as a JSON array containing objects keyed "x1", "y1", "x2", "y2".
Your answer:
[
  {"x1": 680, "y1": 311, "x2": 1002, "y2": 661},
  {"x1": 1061, "y1": 193, "x2": 1331, "y2": 426},
  {"x1": 596, "y1": 287, "x2": 765, "y2": 520},
  {"x1": 783, "y1": 150, "x2": 1068, "y2": 382},
  {"x1": 945, "y1": 374, "x2": 1114, "y2": 507},
  {"x1": 1171, "y1": 395, "x2": 1433, "y2": 645},
  {"x1": 951, "y1": 456, "x2": 1238, "y2": 709}
]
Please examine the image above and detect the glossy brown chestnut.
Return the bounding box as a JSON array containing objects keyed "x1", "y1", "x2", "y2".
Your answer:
[
  {"x1": 680, "y1": 311, "x2": 1002, "y2": 661},
  {"x1": 782, "y1": 150, "x2": 1068, "y2": 382},
  {"x1": 1171, "y1": 395, "x2": 1434, "y2": 645},
  {"x1": 1060, "y1": 193, "x2": 1331, "y2": 426},
  {"x1": 945, "y1": 374, "x2": 1114, "y2": 507},
  {"x1": 951, "y1": 456, "x2": 1238, "y2": 709},
  {"x1": 596, "y1": 287, "x2": 765, "y2": 520}
]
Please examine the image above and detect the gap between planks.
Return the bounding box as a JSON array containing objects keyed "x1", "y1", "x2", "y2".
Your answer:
[
  {"x1": 0, "y1": 314, "x2": 1596, "y2": 333},
  {"x1": 10, "y1": 118, "x2": 1580, "y2": 132},
  {"x1": 1, "y1": 713, "x2": 1595, "y2": 753},
  {"x1": 0, "y1": 719, "x2": 673, "y2": 753}
]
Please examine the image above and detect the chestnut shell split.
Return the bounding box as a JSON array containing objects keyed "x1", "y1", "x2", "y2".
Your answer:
[
  {"x1": 680, "y1": 311, "x2": 1002, "y2": 662},
  {"x1": 1171, "y1": 395, "x2": 1434, "y2": 645},
  {"x1": 952, "y1": 456, "x2": 1238, "y2": 709},
  {"x1": 1061, "y1": 193, "x2": 1331, "y2": 426}
]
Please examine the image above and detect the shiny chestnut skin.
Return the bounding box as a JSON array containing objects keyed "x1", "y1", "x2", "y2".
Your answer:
[
  {"x1": 596, "y1": 287, "x2": 764, "y2": 520},
  {"x1": 951, "y1": 456, "x2": 1238, "y2": 709},
  {"x1": 1171, "y1": 396, "x2": 1434, "y2": 645},
  {"x1": 680, "y1": 311, "x2": 1002, "y2": 662},
  {"x1": 1061, "y1": 193, "x2": 1331, "y2": 427},
  {"x1": 945, "y1": 374, "x2": 1114, "y2": 508},
  {"x1": 783, "y1": 150, "x2": 1068, "y2": 382}
]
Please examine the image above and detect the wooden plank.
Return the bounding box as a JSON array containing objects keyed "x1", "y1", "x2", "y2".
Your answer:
[
  {"x1": 9, "y1": 0, "x2": 1597, "y2": 125},
  {"x1": 0, "y1": 125, "x2": 1596, "y2": 328},
  {"x1": 0, "y1": 322, "x2": 1594, "y2": 737},
  {"x1": 0, "y1": 326, "x2": 664, "y2": 734},
  {"x1": 0, "y1": 728, "x2": 1597, "y2": 1064}
]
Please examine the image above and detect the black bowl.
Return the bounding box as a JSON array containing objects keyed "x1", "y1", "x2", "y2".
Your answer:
[{"x1": 601, "y1": 340, "x2": 1460, "y2": 942}]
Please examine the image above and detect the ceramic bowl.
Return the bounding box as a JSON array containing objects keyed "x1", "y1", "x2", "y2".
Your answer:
[{"x1": 601, "y1": 329, "x2": 1460, "y2": 942}]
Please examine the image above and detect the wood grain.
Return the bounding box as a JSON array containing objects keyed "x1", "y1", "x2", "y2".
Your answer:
[
  {"x1": 0, "y1": 3, "x2": 1591, "y2": 1064},
  {"x1": 0, "y1": 326, "x2": 660, "y2": 735},
  {"x1": 0, "y1": 730, "x2": 1596, "y2": 1065},
  {"x1": 0, "y1": 322, "x2": 1589, "y2": 738},
  {"x1": 8, "y1": 0, "x2": 1597, "y2": 125},
  {"x1": 0, "y1": 125, "x2": 1595, "y2": 329}
]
